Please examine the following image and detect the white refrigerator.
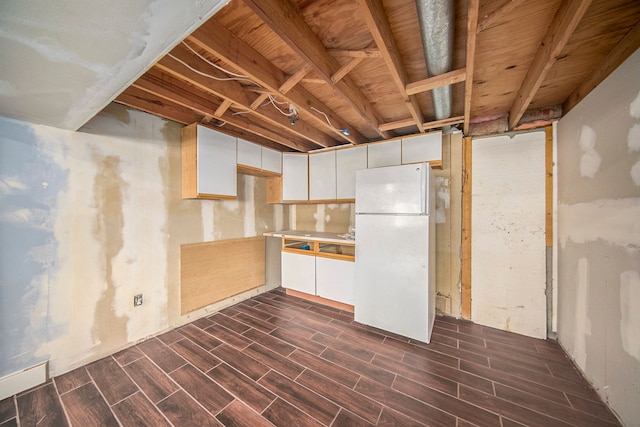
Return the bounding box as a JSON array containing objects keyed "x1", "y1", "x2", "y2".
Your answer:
[{"x1": 354, "y1": 162, "x2": 436, "y2": 343}]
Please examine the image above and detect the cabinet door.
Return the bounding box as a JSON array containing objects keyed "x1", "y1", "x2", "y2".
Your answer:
[
  {"x1": 282, "y1": 154, "x2": 309, "y2": 201},
  {"x1": 197, "y1": 126, "x2": 237, "y2": 198},
  {"x1": 281, "y1": 252, "x2": 316, "y2": 294},
  {"x1": 309, "y1": 151, "x2": 336, "y2": 201},
  {"x1": 368, "y1": 140, "x2": 401, "y2": 168},
  {"x1": 316, "y1": 257, "x2": 355, "y2": 304},
  {"x1": 401, "y1": 132, "x2": 442, "y2": 164},
  {"x1": 237, "y1": 138, "x2": 261, "y2": 169},
  {"x1": 261, "y1": 147, "x2": 282, "y2": 174},
  {"x1": 336, "y1": 146, "x2": 367, "y2": 200}
]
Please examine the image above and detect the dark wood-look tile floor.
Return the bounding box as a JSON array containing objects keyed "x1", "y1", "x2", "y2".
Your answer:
[{"x1": 1, "y1": 288, "x2": 620, "y2": 427}]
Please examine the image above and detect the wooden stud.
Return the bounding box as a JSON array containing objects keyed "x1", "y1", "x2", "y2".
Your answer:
[
  {"x1": 545, "y1": 126, "x2": 553, "y2": 247},
  {"x1": 461, "y1": 136, "x2": 472, "y2": 319},
  {"x1": 406, "y1": 69, "x2": 467, "y2": 96}
]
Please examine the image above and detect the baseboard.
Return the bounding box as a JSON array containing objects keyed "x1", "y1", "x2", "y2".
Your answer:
[{"x1": 0, "y1": 361, "x2": 48, "y2": 400}]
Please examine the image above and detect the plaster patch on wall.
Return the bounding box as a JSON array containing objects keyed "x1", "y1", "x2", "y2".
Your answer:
[
  {"x1": 435, "y1": 176, "x2": 450, "y2": 224},
  {"x1": 620, "y1": 270, "x2": 640, "y2": 361},
  {"x1": 574, "y1": 258, "x2": 592, "y2": 370},
  {"x1": 558, "y1": 198, "x2": 640, "y2": 253},
  {"x1": 628, "y1": 124, "x2": 640, "y2": 152},
  {"x1": 0, "y1": 80, "x2": 17, "y2": 96},
  {"x1": 244, "y1": 175, "x2": 256, "y2": 237},
  {"x1": 578, "y1": 125, "x2": 600, "y2": 178},
  {"x1": 314, "y1": 204, "x2": 327, "y2": 232},
  {"x1": 0, "y1": 176, "x2": 28, "y2": 195},
  {"x1": 630, "y1": 90, "x2": 640, "y2": 119},
  {"x1": 201, "y1": 200, "x2": 214, "y2": 241}
]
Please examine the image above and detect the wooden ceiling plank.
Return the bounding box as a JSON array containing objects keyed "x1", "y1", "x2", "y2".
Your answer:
[
  {"x1": 327, "y1": 48, "x2": 382, "y2": 58},
  {"x1": 242, "y1": 0, "x2": 392, "y2": 139},
  {"x1": 564, "y1": 21, "x2": 640, "y2": 114},
  {"x1": 463, "y1": 0, "x2": 480, "y2": 135},
  {"x1": 378, "y1": 117, "x2": 417, "y2": 132},
  {"x1": 133, "y1": 70, "x2": 317, "y2": 152},
  {"x1": 406, "y1": 68, "x2": 467, "y2": 96},
  {"x1": 157, "y1": 48, "x2": 338, "y2": 148},
  {"x1": 357, "y1": 0, "x2": 424, "y2": 133},
  {"x1": 189, "y1": 19, "x2": 367, "y2": 145},
  {"x1": 508, "y1": 0, "x2": 592, "y2": 130},
  {"x1": 477, "y1": 0, "x2": 527, "y2": 33},
  {"x1": 279, "y1": 64, "x2": 312, "y2": 94}
]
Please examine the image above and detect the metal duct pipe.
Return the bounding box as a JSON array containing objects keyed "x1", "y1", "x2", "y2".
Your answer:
[{"x1": 415, "y1": 0, "x2": 454, "y2": 120}]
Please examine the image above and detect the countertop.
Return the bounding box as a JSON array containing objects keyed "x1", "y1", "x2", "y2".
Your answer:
[{"x1": 263, "y1": 230, "x2": 355, "y2": 244}]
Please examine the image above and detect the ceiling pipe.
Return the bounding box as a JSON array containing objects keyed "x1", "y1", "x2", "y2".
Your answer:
[{"x1": 415, "y1": 0, "x2": 455, "y2": 120}]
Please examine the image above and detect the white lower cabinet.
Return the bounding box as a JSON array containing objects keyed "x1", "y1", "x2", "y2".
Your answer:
[
  {"x1": 315, "y1": 257, "x2": 355, "y2": 305},
  {"x1": 281, "y1": 252, "x2": 316, "y2": 294}
]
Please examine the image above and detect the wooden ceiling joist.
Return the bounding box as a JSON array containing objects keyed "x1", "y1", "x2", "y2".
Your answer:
[
  {"x1": 331, "y1": 43, "x2": 375, "y2": 84},
  {"x1": 188, "y1": 19, "x2": 367, "y2": 145},
  {"x1": 242, "y1": 0, "x2": 393, "y2": 140},
  {"x1": 157, "y1": 47, "x2": 337, "y2": 149},
  {"x1": 379, "y1": 115, "x2": 465, "y2": 133},
  {"x1": 214, "y1": 99, "x2": 234, "y2": 117},
  {"x1": 406, "y1": 68, "x2": 467, "y2": 96},
  {"x1": 327, "y1": 48, "x2": 382, "y2": 58},
  {"x1": 132, "y1": 70, "x2": 317, "y2": 151},
  {"x1": 358, "y1": 0, "x2": 425, "y2": 133},
  {"x1": 508, "y1": 0, "x2": 592, "y2": 130}
]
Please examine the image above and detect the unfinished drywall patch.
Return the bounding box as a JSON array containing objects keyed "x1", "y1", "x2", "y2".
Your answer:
[
  {"x1": 295, "y1": 203, "x2": 353, "y2": 233},
  {"x1": 91, "y1": 154, "x2": 128, "y2": 354},
  {"x1": 620, "y1": 270, "x2": 640, "y2": 361},
  {"x1": 574, "y1": 257, "x2": 592, "y2": 369},
  {"x1": 579, "y1": 125, "x2": 600, "y2": 178},
  {"x1": 434, "y1": 176, "x2": 449, "y2": 224},
  {"x1": 558, "y1": 198, "x2": 640, "y2": 253}
]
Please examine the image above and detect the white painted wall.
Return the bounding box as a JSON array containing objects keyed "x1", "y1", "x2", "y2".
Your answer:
[
  {"x1": 0, "y1": 103, "x2": 285, "y2": 393},
  {"x1": 556, "y1": 48, "x2": 640, "y2": 427},
  {"x1": 471, "y1": 131, "x2": 547, "y2": 338}
]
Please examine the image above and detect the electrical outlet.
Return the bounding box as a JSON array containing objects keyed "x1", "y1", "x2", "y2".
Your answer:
[{"x1": 134, "y1": 294, "x2": 143, "y2": 307}]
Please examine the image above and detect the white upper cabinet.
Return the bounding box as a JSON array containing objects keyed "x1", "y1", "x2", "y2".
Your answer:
[
  {"x1": 237, "y1": 139, "x2": 282, "y2": 175},
  {"x1": 282, "y1": 153, "x2": 309, "y2": 201},
  {"x1": 368, "y1": 140, "x2": 401, "y2": 168},
  {"x1": 182, "y1": 124, "x2": 237, "y2": 199},
  {"x1": 237, "y1": 138, "x2": 262, "y2": 170},
  {"x1": 401, "y1": 131, "x2": 442, "y2": 164},
  {"x1": 309, "y1": 151, "x2": 337, "y2": 201},
  {"x1": 336, "y1": 146, "x2": 367, "y2": 200},
  {"x1": 261, "y1": 146, "x2": 282, "y2": 174}
]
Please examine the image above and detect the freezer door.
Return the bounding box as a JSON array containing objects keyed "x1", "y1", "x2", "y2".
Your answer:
[
  {"x1": 354, "y1": 214, "x2": 434, "y2": 342},
  {"x1": 355, "y1": 163, "x2": 429, "y2": 215}
]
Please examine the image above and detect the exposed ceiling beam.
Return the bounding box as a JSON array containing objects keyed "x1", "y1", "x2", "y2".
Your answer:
[
  {"x1": 279, "y1": 64, "x2": 312, "y2": 94},
  {"x1": 331, "y1": 43, "x2": 375, "y2": 84},
  {"x1": 242, "y1": 0, "x2": 392, "y2": 139},
  {"x1": 116, "y1": 86, "x2": 203, "y2": 126},
  {"x1": 358, "y1": 0, "x2": 425, "y2": 133},
  {"x1": 508, "y1": 0, "x2": 592, "y2": 130},
  {"x1": 463, "y1": 0, "x2": 480, "y2": 135},
  {"x1": 132, "y1": 69, "x2": 317, "y2": 151},
  {"x1": 188, "y1": 18, "x2": 367, "y2": 145},
  {"x1": 564, "y1": 21, "x2": 640, "y2": 114},
  {"x1": 406, "y1": 68, "x2": 467, "y2": 96},
  {"x1": 379, "y1": 115, "x2": 465, "y2": 132},
  {"x1": 477, "y1": 0, "x2": 526, "y2": 33},
  {"x1": 157, "y1": 45, "x2": 337, "y2": 148},
  {"x1": 214, "y1": 99, "x2": 234, "y2": 117}
]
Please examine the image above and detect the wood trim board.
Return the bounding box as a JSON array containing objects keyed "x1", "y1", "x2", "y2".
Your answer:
[{"x1": 180, "y1": 236, "x2": 265, "y2": 314}]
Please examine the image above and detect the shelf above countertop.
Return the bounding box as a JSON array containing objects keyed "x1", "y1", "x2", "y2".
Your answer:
[{"x1": 263, "y1": 230, "x2": 355, "y2": 245}]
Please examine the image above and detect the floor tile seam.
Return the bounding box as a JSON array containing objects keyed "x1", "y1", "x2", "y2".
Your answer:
[
  {"x1": 240, "y1": 326, "x2": 297, "y2": 357},
  {"x1": 269, "y1": 327, "x2": 328, "y2": 355},
  {"x1": 113, "y1": 385, "x2": 176, "y2": 427},
  {"x1": 493, "y1": 383, "x2": 621, "y2": 426},
  {"x1": 49, "y1": 373, "x2": 74, "y2": 427},
  {"x1": 470, "y1": 388, "x2": 602, "y2": 427},
  {"x1": 315, "y1": 348, "x2": 378, "y2": 387},
  {"x1": 371, "y1": 354, "x2": 463, "y2": 394},
  {"x1": 83, "y1": 357, "x2": 137, "y2": 407},
  {"x1": 460, "y1": 360, "x2": 584, "y2": 404},
  {"x1": 389, "y1": 373, "x2": 503, "y2": 422},
  {"x1": 69, "y1": 368, "x2": 124, "y2": 426},
  {"x1": 310, "y1": 331, "x2": 376, "y2": 363},
  {"x1": 206, "y1": 362, "x2": 278, "y2": 412},
  {"x1": 394, "y1": 341, "x2": 465, "y2": 370},
  {"x1": 257, "y1": 372, "x2": 339, "y2": 427},
  {"x1": 53, "y1": 368, "x2": 90, "y2": 396},
  {"x1": 178, "y1": 326, "x2": 224, "y2": 351}
]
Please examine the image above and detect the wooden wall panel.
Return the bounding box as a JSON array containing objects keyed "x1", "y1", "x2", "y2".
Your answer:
[{"x1": 180, "y1": 237, "x2": 265, "y2": 314}]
